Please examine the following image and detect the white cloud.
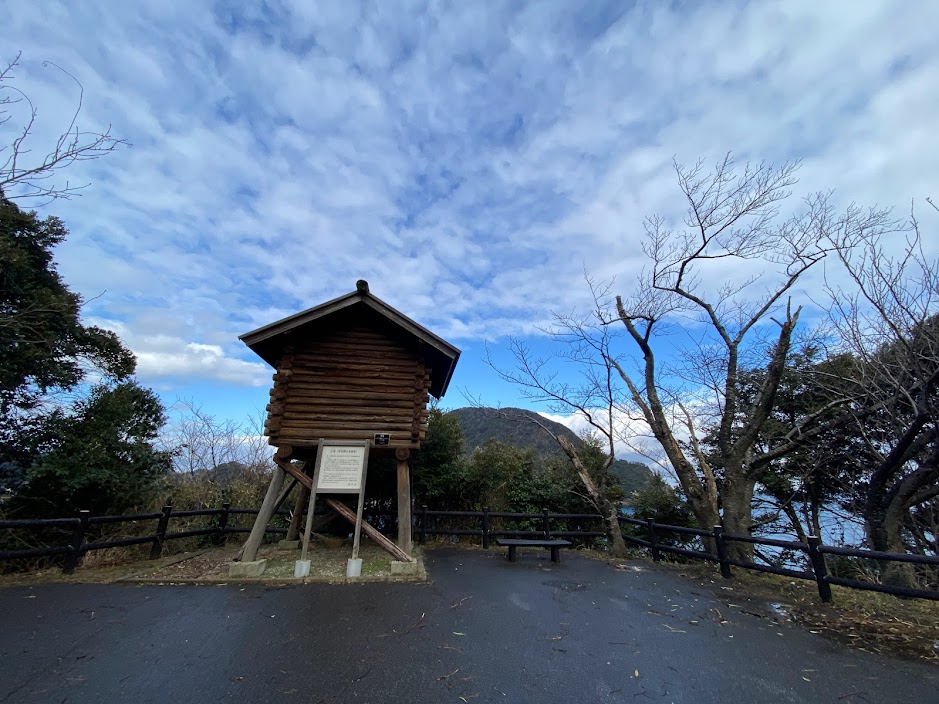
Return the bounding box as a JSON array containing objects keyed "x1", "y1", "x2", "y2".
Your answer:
[
  {"x1": 3, "y1": 0, "x2": 938, "y2": 397},
  {"x1": 87, "y1": 318, "x2": 269, "y2": 387}
]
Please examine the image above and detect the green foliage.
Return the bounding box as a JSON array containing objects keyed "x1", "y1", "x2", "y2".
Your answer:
[
  {"x1": 0, "y1": 195, "x2": 135, "y2": 474},
  {"x1": 413, "y1": 409, "x2": 633, "y2": 521},
  {"x1": 627, "y1": 475, "x2": 694, "y2": 527},
  {"x1": 453, "y1": 406, "x2": 565, "y2": 456},
  {"x1": 469, "y1": 440, "x2": 538, "y2": 510},
  {"x1": 698, "y1": 349, "x2": 867, "y2": 540},
  {"x1": 0, "y1": 196, "x2": 134, "y2": 398},
  {"x1": 575, "y1": 432, "x2": 626, "y2": 505},
  {"x1": 8, "y1": 382, "x2": 172, "y2": 516},
  {"x1": 413, "y1": 407, "x2": 471, "y2": 507},
  {"x1": 448, "y1": 407, "x2": 654, "y2": 497},
  {"x1": 624, "y1": 475, "x2": 697, "y2": 547},
  {"x1": 0, "y1": 196, "x2": 172, "y2": 518},
  {"x1": 609, "y1": 458, "x2": 658, "y2": 497}
]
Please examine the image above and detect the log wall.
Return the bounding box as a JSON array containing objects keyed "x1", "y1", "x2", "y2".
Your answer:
[{"x1": 264, "y1": 326, "x2": 431, "y2": 450}]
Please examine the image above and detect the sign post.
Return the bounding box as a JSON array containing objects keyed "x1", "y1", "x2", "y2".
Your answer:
[{"x1": 296, "y1": 439, "x2": 370, "y2": 578}]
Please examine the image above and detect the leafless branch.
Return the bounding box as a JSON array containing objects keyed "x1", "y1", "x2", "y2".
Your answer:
[{"x1": 1, "y1": 52, "x2": 127, "y2": 203}]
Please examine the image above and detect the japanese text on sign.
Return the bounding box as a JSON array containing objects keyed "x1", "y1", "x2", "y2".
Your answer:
[{"x1": 317, "y1": 445, "x2": 367, "y2": 491}]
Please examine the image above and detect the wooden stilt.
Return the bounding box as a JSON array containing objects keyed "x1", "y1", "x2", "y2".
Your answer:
[
  {"x1": 286, "y1": 485, "x2": 310, "y2": 541},
  {"x1": 300, "y1": 482, "x2": 319, "y2": 562},
  {"x1": 396, "y1": 448, "x2": 412, "y2": 557},
  {"x1": 241, "y1": 461, "x2": 286, "y2": 562},
  {"x1": 274, "y1": 478, "x2": 298, "y2": 514},
  {"x1": 351, "y1": 493, "x2": 366, "y2": 561}
]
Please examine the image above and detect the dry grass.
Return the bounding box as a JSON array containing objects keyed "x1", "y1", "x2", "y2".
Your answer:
[
  {"x1": 141, "y1": 538, "x2": 414, "y2": 581},
  {"x1": 0, "y1": 537, "x2": 423, "y2": 586}
]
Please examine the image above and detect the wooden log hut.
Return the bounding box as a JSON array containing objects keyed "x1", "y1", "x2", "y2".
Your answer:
[{"x1": 237, "y1": 280, "x2": 460, "y2": 565}]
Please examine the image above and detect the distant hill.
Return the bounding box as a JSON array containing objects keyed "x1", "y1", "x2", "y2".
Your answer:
[{"x1": 447, "y1": 407, "x2": 654, "y2": 497}]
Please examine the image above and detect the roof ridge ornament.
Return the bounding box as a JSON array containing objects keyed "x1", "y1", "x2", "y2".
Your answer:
[{"x1": 355, "y1": 279, "x2": 369, "y2": 293}]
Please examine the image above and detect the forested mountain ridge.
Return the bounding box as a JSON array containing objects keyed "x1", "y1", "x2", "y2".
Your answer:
[{"x1": 447, "y1": 407, "x2": 655, "y2": 496}]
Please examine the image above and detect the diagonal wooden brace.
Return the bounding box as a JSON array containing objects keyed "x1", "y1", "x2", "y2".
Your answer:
[
  {"x1": 324, "y1": 498, "x2": 413, "y2": 563},
  {"x1": 276, "y1": 456, "x2": 413, "y2": 563},
  {"x1": 277, "y1": 457, "x2": 313, "y2": 490}
]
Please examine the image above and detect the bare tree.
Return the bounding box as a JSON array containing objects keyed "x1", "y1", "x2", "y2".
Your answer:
[
  {"x1": 606, "y1": 155, "x2": 893, "y2": 558},
  {"x1": 485, "y1": 297, "x2": 631, "y2": 557},
  {"x1": 163, "y1": 400, "x2": 272, "y2": 476},
  {"x1": 1, "y1": 52, "x2": 126, "y2": 204},
  {"x1": 826, "y1": 201, "x2": 939, "y2": 582}
]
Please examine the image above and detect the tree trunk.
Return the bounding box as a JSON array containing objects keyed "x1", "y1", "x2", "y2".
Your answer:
[
  {"x1": 556, "y1": 436, "x2": 627, "y2": 558},
  {"x1": 867, "y1": 499, "x2": 918, "y2": 587},
  {"x1": 721, "y1": 471, "x2": 756, "y2": 561},
  {"x1": 865, "y1": 450, "x2": 939, "y2": 588},
  {"x1": 877, "y1": 519, "x2": 918, "y2": 587},
  {"x1": 603, "y1": 502, "x2": 628, "y2": 558}
]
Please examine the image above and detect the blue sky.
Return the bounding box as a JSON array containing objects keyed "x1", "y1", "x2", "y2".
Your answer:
[{"x1": 3, "y1": 0, "x2": 939, "y2": 438}]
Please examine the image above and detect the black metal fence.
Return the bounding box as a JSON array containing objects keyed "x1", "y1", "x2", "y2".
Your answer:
[
  {"x1": 418, "y1": 505, "x2": 939, "y2": 604},
  {"x1": 0, "y1": 504, "x2": 288, "y2": 574}
]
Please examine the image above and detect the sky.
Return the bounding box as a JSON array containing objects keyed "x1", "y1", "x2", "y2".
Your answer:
[{"x1": 3, "y1": 0, "x2": 939, "y2": 440}]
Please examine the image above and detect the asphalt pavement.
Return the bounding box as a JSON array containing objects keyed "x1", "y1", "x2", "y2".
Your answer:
[{"x1": 1, "y1": 548, "x2": 936, "y2": 703}]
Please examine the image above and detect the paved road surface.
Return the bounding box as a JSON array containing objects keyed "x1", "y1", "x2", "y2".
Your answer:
[{"x1": 1, "y1": 548, "x2": 936, "y2": 703}]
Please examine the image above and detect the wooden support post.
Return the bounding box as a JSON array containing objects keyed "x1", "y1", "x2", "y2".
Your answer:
[
  {"x1": 286, "y1": 485, "x2": 310, "y2": 541},
  {"x1": 482, "y1": 506, "x2": 491, "y2": 549},
  {"x1": 420, "y1": 505, "x2": 428, "y2": 545},
  {"x1": 215, "y1": 503, "x2": 231, "y2": 546},
  {"x1": 713, "y1": 525, "x2": 732, "y2": 579},
  {"x1": 396, "y1": 448, "x2": 412, "y2": 557},
  {"x1": 150, "y1": 505, "x2": 172, "y2": 559},
  {"x1": 300, "y1": 479, "x2": 319, "y2": 563},
  {"x1": 807, "y1": 535, "x2": 833, "y2": 604},
  {"x1": 63, "y1": 510, "x2": 90, "y2": 574},
  {"x1": 646, "y1": 517, "x2": 660, "y2": 562},
  {"x1": 241, "y1": 458, "x2": 287, "y2": 562}
]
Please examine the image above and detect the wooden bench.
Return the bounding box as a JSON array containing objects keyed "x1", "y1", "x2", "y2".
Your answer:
[{"x1": 495, "y1": 538, "x2": 572, "y2": 563}]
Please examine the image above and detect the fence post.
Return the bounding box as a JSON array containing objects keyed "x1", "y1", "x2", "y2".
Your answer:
[
  {"x1": 646, "y1": 517, "x2": 660, "y2": 562},
  {"x1": 62, "y1": 510, "x2": 90, "y2": 574},
  {"x1": 807, "y1": 535, "x2": 833, "y2": 604},
  {"x1": 419, "y1": 505, "x2": 428, "y2": 545},
  {"x1": 482, "y1": 506, "x2": 491, "y2": 549},
  {"x1": 215, "y1": 502, "x2": 231, "y2": 546},
  {"x1": 543, "y1": 508, "x2": 551, "y2": 539},
  {"x1": 713, "y1": 525, "x2": 732, "y2": 579},
  {"x1": 149, "y1": 505, "x2": 173, "y2": 560}
]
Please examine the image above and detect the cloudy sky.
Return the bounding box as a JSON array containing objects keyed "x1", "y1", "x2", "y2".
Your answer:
[{"x1": 3, "y1": 0, "x2": 939, "y2": 431}]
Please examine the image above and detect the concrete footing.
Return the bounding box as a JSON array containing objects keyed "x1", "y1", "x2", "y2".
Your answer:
[
  {"x1": 390, "y1": 560, "x2": 420, "y2": 575},
  {"x1": 278, "y1": 539, "x2": 301, "y2": 549},
  {"x1": 228, "y1": 559, "x2": 267, "y2": 578}
]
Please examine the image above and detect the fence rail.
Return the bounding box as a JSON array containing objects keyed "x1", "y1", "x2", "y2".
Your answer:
[
  {"x1": 0, "y1": 503, "x2": 290, "y2": 574},
  {"x1": 4, "y1": 504, "x2": 938, "y2": 602},
  {"x1": 417, "y1": 505, "x2": 939, "y2": 604}
]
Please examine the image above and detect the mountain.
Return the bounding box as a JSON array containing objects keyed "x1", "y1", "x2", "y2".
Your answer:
[{"x1": 447, "y1": 407, "x2": 655, "y2": 497}]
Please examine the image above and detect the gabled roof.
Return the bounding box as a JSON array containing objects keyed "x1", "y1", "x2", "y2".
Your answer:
[{"x1": 239, "y1": 280, "x2": 461, "y2": 398}]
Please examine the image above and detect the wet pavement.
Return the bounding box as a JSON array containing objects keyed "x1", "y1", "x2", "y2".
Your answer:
[{"x1": 1, "y1": 548, "x2": 936, "y2": 703}]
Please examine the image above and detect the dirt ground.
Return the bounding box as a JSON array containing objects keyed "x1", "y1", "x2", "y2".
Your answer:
[{"x1": 0, "y1": 536, "x2": 425, "y2": 586}]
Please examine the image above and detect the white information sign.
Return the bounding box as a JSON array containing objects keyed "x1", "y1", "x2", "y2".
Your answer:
[{"x1": 316, "y1": 445, "x2": 367, "y2": 492}]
